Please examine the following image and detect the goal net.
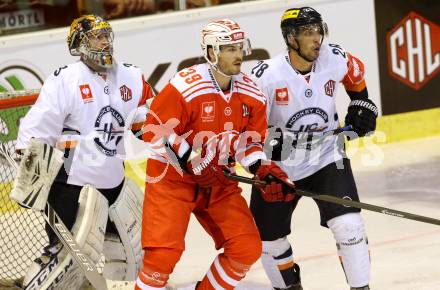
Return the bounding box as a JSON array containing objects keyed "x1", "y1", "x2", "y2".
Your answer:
[{"x1": 0, "y1": 90, "x2": 47, "y2": 287}]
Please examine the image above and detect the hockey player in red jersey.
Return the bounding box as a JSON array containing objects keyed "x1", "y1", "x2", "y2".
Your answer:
[
  {"x1": 249, "y1": 7, "x2": 377, "y2": 290},
  {"x1": 136, "y1": 19, "x2": 295, "y2": 290}
]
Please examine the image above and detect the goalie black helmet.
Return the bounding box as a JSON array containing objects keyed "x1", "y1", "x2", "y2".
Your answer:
[
  {"x1": 67, "y1": 15, "x2": 114, "y2": 69},
  {"x1": 280, "y1": 7, "x2": 328, "y2": 39}
]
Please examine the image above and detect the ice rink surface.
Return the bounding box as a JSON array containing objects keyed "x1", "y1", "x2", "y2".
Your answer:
[{"x1": 109, "y1": 136, "x2": 440, "y2": 290}]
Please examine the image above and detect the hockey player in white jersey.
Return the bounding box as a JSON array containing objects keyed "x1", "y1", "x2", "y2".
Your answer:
[
  {"x1": 249, "y1": 7, "x2": 377, "y2": 290},
  {"x1": 13, "y1": 15, "x2": 154, "y2": 289}
]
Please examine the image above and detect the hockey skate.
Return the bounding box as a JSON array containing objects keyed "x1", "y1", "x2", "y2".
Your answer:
[
  {"x1": 351, "y1": 286, "x2": 370, "y2": 290},
  {"x1": 273, "y1": 263, "x2": 303, "y2": 290}
]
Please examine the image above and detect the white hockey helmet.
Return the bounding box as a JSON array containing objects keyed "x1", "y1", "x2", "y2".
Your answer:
[{"x1": 201, "y1": 19, "x2": 252, "y2": 67}]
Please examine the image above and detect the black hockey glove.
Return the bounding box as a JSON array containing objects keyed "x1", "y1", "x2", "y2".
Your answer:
[{"x1": 345, "y1": 98, "x2": 378, "y2": 137}]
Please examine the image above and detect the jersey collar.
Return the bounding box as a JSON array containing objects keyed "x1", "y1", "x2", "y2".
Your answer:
[{"x1": 284, "y1": 51, "x2": 316, "y2": 76}]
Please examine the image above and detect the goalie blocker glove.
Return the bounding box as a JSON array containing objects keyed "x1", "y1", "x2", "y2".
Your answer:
[{"x1": 345, "y1": 98, "x2": 378, "y2": 138}]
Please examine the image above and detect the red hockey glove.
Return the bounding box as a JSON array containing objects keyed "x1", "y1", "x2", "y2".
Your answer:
[
  {"x1": 255, "y1": 162, "x2": 295, "y2": 202},
  {"x1": 187, "y1": 149, "x2": 231, "y2": 188}
]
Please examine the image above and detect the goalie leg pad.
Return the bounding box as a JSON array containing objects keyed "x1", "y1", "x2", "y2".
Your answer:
[
  {"x1": 72, "y1": 184, "x2": 109, "y2": 263},
  {"x1": 102, "y1": 233, "x2": 130, "y2": 281},
  {"x1": 261, "y1": 237, "x2": 302, "y2": 289},
  {"x1": 327, "y1": 213, "x2": 370, "y2": 288},
  {"x1": 106, "y1": 178, "x2": 144, "y2": 280},
  {"x1": 23, "y1": 185, "x2": 109, "y2": 290},
  {"x1": 10, "y1": 139, "x2": 64, "y2": 211}
]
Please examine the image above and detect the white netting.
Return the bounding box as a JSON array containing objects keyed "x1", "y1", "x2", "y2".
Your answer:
[
  {"x1": 0, "y1": 91, "x2": 47, "y2": 287},
  {"x1": 0, "y1": 90, "x2": 107, "y2": 288}
]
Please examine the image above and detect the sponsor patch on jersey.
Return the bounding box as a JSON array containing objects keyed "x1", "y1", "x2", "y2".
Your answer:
[
  {"x1": 79, "y1": 84, "x2": 93, "y2": 103},
  {"x1": 224, "y1": 107, "x2": 232, "y2": 116},
  {"x1": 305, "y1": 88, "x2": 313, "y2": 98},
  {"x1": 275, "y1": 88, "x2": 289, "y2": 105},
  {"x1": 201, "y1": 101, "x2": 215, "y2": 122},
  {"x1": 120, "y1": 85, "x2": 132, "y2": 102},
  {"x1": 324, "y1": 80, "x2": 336, "y2": 97}
]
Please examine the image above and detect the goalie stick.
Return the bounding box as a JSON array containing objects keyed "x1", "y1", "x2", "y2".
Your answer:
[
  {"x1": 0, "y1": 144, "x2": 108, "y2": 290},
  {"x1": 44, "y1": 203, "x2": 108, "y2": 290},
  {"x1": 224, "y1": 172, "x2": 440, "y2": 226}
]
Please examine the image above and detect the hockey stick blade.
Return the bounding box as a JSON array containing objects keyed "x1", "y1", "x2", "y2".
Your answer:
[
  {"x1": 225, "y1": 173, "x2": 440, "y2": 226},
  {"x1": 45, "y1": 204, "x2": 108, "y2": 290}
]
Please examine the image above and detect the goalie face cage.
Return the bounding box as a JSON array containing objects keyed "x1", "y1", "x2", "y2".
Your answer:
[{"x1": 0, "y1": 90, "x2": 46, "y2": 287}]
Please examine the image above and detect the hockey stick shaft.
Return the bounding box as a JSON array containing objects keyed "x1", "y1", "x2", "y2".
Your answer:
[
  {"x1": 45, "y1": 203, "x2": 108, "y2": 290},
  {"x1": 225, "y1": 173, "x2": 440, "y2": 226},
  {"x1": 293, "y1": 125, "x2": 352, "y2": 147}
]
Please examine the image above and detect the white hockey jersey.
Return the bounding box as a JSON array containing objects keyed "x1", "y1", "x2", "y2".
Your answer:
[
  {"x1": 251, "y1": 43, "x2": 366, "y2": 180},
  {"x1": 16, "y1": 61, "x2": 154, "y2": 188}
]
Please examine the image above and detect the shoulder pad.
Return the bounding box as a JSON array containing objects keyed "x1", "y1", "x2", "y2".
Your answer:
[
  {"x1": 170, "y1": 65, "x2": 213, "y2": 98},
  {"x1": 234, "y1": 73, "x2": 266, "y2": 104},
  {"x1": 250, "y1": 60, "x2": 271, "y2": 79},
  {"x1": 325, "y1": 43, "x2": 348, "y2": 60},
  {"x1": 119, "y1": 62, "x2": 143, "y2": 78},
  {"x1": 53, "y1": 65, "x2": 69, "y2": 77},
  {"x1": 122, "y1": 63, "x2": 139, "y2": 69}
]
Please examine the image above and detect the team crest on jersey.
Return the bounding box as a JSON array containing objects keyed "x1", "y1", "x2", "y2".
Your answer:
[
  {"x1": 119, "y1": 85, "x2": 132, "y2": 102},
  {"x1": 285, "y1": 107, "x2": 329, "y2": 133},
  {"x1": 275, "y1": 88, "x2": 289, "y2": 105},
  {"x1": 324, "y1": 80, "x2": 336, "y2": 97},
  {"x1": 79, "y1": 84, "x2": 93, "y2": 103},
  {"x1": 201, "y1": 101, "x2": 215, "y2": 122},
  {"x1": 94, "y1": 106, "x2": 125, "y2": 156}
]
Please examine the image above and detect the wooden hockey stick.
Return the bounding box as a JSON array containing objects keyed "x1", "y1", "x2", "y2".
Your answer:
[
  {"x1": 0, "y1": 145, "x2": 108, "y2": 290},
  {"x1": 224, "y1": 173, "x2": 440, "y2": 226}
]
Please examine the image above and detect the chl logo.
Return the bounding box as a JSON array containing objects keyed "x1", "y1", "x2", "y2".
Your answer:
[
  {"x1": 324, "y1": 80, "x2": 336, "y2": 97},
  {"x1": 119, "y1": 84, "x2": 132, "y2": 102},
  {"x1": 387, "y1": 12, "x2": 439, "y2": 90}
]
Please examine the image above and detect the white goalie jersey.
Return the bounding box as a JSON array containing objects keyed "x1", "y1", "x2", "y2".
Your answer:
[
  {"x1": 251, "y1": 43, "x2": 366, "y2": 180},
  {"x1": 16, "y1": 61, "x2": 154, "y2": 188}
]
